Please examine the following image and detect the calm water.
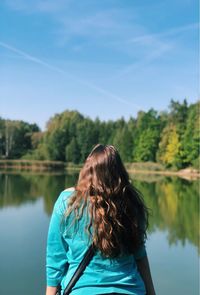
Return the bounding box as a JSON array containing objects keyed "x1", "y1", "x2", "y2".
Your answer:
[{"x1": 0, "y1": 172, "x2": 199, "y2": 295}]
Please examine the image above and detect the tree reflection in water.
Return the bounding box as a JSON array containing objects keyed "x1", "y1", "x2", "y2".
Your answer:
[{"x1": 0, "y1": 172, "x2": 198, "y2": 251}]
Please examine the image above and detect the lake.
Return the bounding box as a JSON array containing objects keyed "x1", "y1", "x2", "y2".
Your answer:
[{"x1": 0, "y1": 171, "x2": 199, "y2": 295}]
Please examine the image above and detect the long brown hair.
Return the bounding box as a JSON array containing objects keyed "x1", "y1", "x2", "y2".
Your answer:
[{"x1": 66, "y1": 144, "x2": 148, "y2": 258}]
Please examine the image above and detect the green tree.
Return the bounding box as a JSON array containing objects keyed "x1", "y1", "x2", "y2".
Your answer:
[
  {"x1": 134, "y1": 128, "x2": 160, "y2": 162},
  {"x1": 0, "y1": 118, "x2": 5, "y2": 157},
  {"x1": 76, "y1": 118, "x2": 99, "y2": 162},
  {"x1": 169, "y1": 99, "x2": 188, "y2": 134},
  {"x1": 65, "y1": 138, "x2": 80, "y2": 164},
  {"x1": 133, "y1": 109, "x2": 162, "y2": 162},
  {"x1": 0, "y1": 120, "x2": 40, "y2": 159},
  {"x1": 181, "y1": 102, "x2": 200, "y2": 166},
  {"x1": 41, "y1": 111, "x2": 83, "y2": 161},
  {"x1": 113, "y1": 126, "x2": 133, "y2": 162},
  {"x1": 96, "y1": 119, "x2": 115, "y2": 145}
]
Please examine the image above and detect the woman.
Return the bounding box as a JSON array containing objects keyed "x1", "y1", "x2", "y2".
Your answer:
[{"x1": 46, "y1": 144, "x2": 156, "y2": 295}]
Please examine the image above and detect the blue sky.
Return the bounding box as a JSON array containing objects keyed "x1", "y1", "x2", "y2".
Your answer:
[{"x1": 0, "y1": 0, "x2": 198, "y2": 131}]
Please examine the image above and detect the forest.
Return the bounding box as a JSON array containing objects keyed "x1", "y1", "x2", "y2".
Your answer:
[{"x1": 0, "y1": 99, "x2": 199, "y2": 170}]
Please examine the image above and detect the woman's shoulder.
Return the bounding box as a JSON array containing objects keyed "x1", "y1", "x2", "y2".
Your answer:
[
  {"x1": 63, "y1": 187, "x2": 75, "y2": 192},
  {"x1": 59, "y1": 187, "x2": 76, "y2": 202},
  {"x1": 54, "y1": 187, "x2": 75, "y2": 215}
]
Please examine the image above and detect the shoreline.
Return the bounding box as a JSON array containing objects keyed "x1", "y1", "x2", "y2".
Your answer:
[
  {"x1": 126, "y1": 169, "x2": 200, "y2": 180},
  {"x1": 0, "y1": 159, "x2": 199, "y2": 179}
]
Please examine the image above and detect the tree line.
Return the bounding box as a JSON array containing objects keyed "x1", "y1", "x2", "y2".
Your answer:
[{"x1": 0, "y1": 99, "x2": 199, "y2": 169}]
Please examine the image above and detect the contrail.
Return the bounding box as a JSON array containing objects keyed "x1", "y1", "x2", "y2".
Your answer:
[
  {"x1": 113, "y1": 22, "x2": 198, "y2": 79},
  {"x1": 0, "y1": 41, "x2": 142, "y2": 110},
  {"x1": 128, "y1": 22, "x2": 198, "y2": 44}
]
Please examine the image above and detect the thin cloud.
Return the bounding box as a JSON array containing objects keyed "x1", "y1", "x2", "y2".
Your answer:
[
  {"x1": 4, "y1": 0, "x2": 69, "y2": 13},
  {"x1": 0, "y1": 41, "x2": 142, "y2": 110},
  {"x1": 60, "y1": 9, "x2": 131, "y2": 37},
  {"x1": 113, "y1": 22, "x2": 198, "y2": 79},
  {"x1": 113, "y1": 43, "x2": 172, "y2": 79},
  {"x1": 128, "y1": 22, "x2": 198, "y2": 45}
]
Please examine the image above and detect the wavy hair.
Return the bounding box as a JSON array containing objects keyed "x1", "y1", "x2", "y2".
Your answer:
[{"x1": 65, "y1": 144, "x2": 149, "y2": 258}]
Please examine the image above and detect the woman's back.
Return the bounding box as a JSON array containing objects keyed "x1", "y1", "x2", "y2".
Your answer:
[{"x1": 46, "y1": 189, "x2": 146, "y2": 295}]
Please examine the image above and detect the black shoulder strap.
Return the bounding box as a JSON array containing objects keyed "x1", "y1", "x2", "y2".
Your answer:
[{"x1": 63, "y1": 244, "x2": 95, "y2": 295}]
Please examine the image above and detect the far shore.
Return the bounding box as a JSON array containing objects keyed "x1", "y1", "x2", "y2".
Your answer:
[
  {"x1": 126, "y1": 169, "x2": 200, "y2": 180},
  {"x1": 0, "y1": 159, "x2": 199, "y2": 179}
]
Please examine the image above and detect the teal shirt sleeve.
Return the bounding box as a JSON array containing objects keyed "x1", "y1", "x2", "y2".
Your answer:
[{"x1": 46, "y1": 191, "x2": 69, "y2": 286}]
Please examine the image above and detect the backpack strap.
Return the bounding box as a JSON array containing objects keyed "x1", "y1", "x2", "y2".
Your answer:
[{"x1": 63, "y1": 244, "x2": 95, "y2": 295}]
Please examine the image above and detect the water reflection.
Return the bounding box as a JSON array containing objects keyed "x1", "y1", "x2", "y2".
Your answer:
[
  {"x1": 0, "y1": 172, "x2": 78, "y2": 214},
  {"x1": 133, "y1": 177, "x2": 199, "y2": 251},
  {"x1": 0, "y1": 172, "x2": 199, "y2": 250}
]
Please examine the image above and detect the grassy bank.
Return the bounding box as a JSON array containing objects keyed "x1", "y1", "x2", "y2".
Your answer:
[
  {"x1": 0, "y1": 159, "x2": 199, "y2": 178},
  {"x1": 0, "y1": 159, "x2": 65, "y2": 171}
]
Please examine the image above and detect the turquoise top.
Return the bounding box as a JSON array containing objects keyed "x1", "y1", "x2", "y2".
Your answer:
[{"x1": 46, "y1": 189, "x2": 146, "y2": 295}]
